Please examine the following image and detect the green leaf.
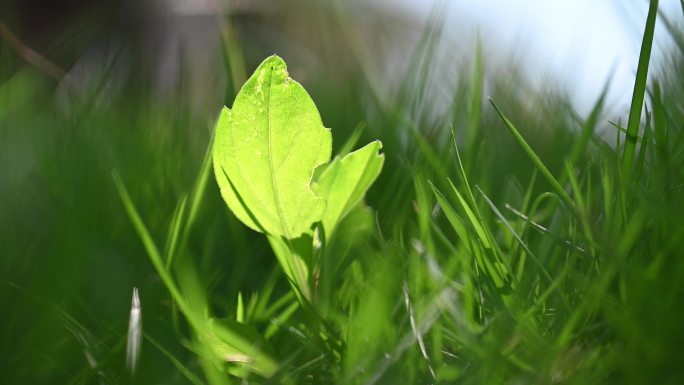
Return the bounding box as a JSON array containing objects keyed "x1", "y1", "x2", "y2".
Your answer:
[
  {"x1": 213, "y1": 55, "x2": 332, "y2": 239},
  {"x1": 312, "y1": 140, "x2": 384, "y2": 238}
]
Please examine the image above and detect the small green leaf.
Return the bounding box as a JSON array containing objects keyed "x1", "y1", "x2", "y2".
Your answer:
[
  {"x1": 213, "y1": 55, "x2": 332, "y2": 239},
  {"x1": 313, "y1": 140, "x2": 384, "y2": 237}
]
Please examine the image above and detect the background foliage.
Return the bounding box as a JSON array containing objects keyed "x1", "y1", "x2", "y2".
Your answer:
[{"x1": 2, "y1": 1, "x2": 684, "y2": 384}]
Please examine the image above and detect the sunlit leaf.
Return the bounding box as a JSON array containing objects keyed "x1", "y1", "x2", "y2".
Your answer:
[
  {"x1": 213, "y1": 55, "x2": 332, "y2": 239},
  {"x1": 313, "y1": 140, "x2": 384, "y2": 238}
]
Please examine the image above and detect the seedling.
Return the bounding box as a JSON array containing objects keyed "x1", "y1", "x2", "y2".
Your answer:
[{"x1": 213, "y1": 55, "x2": 384, "y2": 301}]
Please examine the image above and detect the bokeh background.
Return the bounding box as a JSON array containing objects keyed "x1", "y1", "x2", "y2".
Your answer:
[{"x1": 2, "y1": 1, "x2": 684, "y2": 384}]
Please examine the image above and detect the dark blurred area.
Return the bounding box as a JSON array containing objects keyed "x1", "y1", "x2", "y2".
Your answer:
[
  {"x1": 1, "y1": 0, "x2": 227, "y2": 122},
  {"x1": 0, "y1": 0, "x2": 422, "y2": 123},
  {"x1": 2, "y1": 0, "x2": 146, "y2": 75}
]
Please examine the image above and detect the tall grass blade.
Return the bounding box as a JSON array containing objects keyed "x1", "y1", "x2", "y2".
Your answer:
[
  {"x1": 430, "y1": 182, "x2": 471, "y2": 249},
  {"x1": 184, "y1": 134, "x2": 214, "y2": 243},
  {"x1": 636, "y1": 109, "x2": 652, "y2": 181},
  {"x1": 568, "y1": 81, "x2": 609, "y2": 168},
  {"x1": 622, "y1": 0, "x2": 659, "y2": 178},
  {"x1": 112, "y1": 170, "x2": 191, "y2": 320},
  {"x1": 164, "y1": 194, "x2": 187, "y2": 270},
  {"x1": 466, "y1": 40, "x2": 484, "y2": 152}
]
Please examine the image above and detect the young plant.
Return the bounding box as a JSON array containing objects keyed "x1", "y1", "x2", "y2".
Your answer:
[{"x1": 213, "y1": 55, "x2": 384, "y2": 302}]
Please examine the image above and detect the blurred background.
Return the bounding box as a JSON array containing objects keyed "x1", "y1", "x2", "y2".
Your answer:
[{"x1": 2, "y1": 0, "x2": 684, "y2": 384}]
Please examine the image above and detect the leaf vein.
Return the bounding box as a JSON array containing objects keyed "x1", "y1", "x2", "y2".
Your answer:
[{"x1": 266, "y1": 66, "x2": 290, "y2": 238}]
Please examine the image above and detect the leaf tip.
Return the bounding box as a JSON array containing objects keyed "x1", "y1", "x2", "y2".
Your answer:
[{"x1": 262, "y1": 54, "x2": 287, "y2": 70}]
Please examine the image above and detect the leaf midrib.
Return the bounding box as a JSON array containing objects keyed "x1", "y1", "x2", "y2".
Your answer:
[{"x1": 266, "y1": 65, "x2": 291, "y2": 239}]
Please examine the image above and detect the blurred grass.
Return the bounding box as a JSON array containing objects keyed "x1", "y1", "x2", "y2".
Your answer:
[{"x1": 2, "y1": 1, "x2": 684, "y2": 384}]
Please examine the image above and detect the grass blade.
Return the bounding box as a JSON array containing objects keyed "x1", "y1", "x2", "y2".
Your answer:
[
  {"x1": 112, "y1": 170, "x2": 192, "y2": 321},
  {"x1": 466, "y1": 39, "x2": 484, "y2": 152},
  {"x1": 447, "y1": 178, "x2": 492, "y2": 250},
  {"x1": 114, "y1": 170, "x2": 278, "y2": 378},
  {"x1": 505, "y1": 203, "x2": 588, "y2": 257},
  {"x1": 185, "y1": 134, "x2": 214, "y2": 238},
  {"x1": 338, "y1": 121, "x2": 366, "y2": 157},
  {"x1": 430, "y1": 182, "x2": 472, "y2": 251},
  {"x1": 476, "y1": 186, "x2": 552, "y2": 285},
  {"x1": 622, "y1": 0, "x2": 659, "y2": 178},
  {"x1": 489, "y1": 99, "x2": 578, "y2": 217},
  {"x1": 164, "y1": 194, "x2": 187, "y2": 270},
  {"x1": 568, "y1": 80, "x2": 609, "y2": 168},
  {"x1": 636, "y1": 109, "x2": 652, "y2": 181},
  {"x1": 145, "y1": 334, "x2": 206, "y2": 385}
]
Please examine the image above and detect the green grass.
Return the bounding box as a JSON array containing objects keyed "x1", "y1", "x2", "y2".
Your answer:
[{"x1": 2, "y1": 1, "x2": 684, "y2": 384}]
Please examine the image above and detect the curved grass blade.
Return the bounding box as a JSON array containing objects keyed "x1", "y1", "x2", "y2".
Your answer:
[{"x1": 489, "y1": 99, "x2": 579, "y2": 218}]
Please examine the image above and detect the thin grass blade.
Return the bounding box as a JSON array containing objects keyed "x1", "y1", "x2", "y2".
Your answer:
[
  {"x1": 622, "y1": 0, "x2": 659, "y2": 178},
  {"x1": 489, "y1": 99, "x2": 578, "y2": 217}
]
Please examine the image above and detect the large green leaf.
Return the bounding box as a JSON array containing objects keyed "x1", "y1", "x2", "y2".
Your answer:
[
  {"x1": 312, "y1": 140, "x2": 384, "y2": 238},
  {"x1": 213, "y1": 55, "x2": 332, "y2": 238}
]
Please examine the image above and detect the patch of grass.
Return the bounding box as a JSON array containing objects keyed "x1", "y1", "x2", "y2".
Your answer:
[{"x1": 2, "y1": 1, "x2": 684, "y2": 384}]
